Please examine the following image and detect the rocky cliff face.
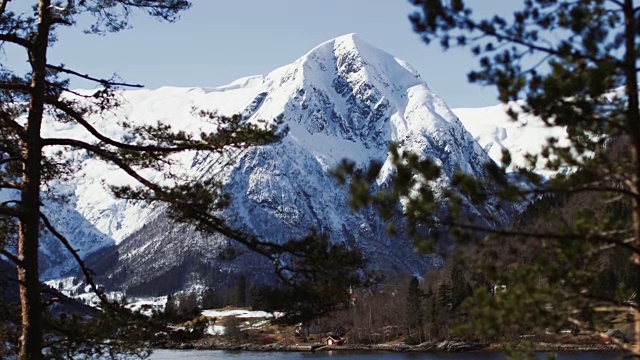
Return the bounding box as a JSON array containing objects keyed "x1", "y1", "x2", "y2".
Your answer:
[{"x1": 32, "y1": 34, "x2": 510, "y2": 293}]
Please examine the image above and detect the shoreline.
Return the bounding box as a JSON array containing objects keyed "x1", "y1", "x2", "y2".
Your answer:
[{"x1": 157, "y1": 340, "x2": 621, "y2": 353}]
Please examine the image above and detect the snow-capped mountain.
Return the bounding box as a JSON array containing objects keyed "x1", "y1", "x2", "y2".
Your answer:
[{"x1": 35, "y1": 34, "x2": 512, "y2": 292}]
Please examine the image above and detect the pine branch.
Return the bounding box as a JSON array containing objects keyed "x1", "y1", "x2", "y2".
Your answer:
[
  {"x1": 0, "y1": 203, "x2": 21, "y2": 218},
  {"x1": 0, "y1": 33, "x2": 31, "y2": 49},
  {"x1": 0, "y1": 111, "x2": 26, "y2": 139},
  {"x1": 587, "y1": 236, "x2": 637, "y2": 255},
  {"x1": 46, "y1": 64, "x2": 143, "y2": 88},
  {"x1": 47, "y1": 97, "x2": 275, "y2": 155},
  {"x1": 0, "y1": 82, "x2": 30, "y2": 93},
  {"x1": 44, "y1": 81, "x2": 92, "y2": 99},
  {"x1": 38, "y1": 210, "x2": 112, "y2": 307},
  {"x1": 447, "y1": 220, "x2": 640, "y2": 254},
  {"x1": 0, "y1": 249, "x2": 21, "y2": 267},
  {"x1": 494, "y1": 31, "x2": 614, "y2": 66},
  {"x1": 40, "y1": 137, "x2": 323, "y2": 286},
  {"x1": 43, "y1": 137, "x2": 166, "y2": 188},
  {"x1": 47, "y1": 98, "x2": 198, "y2": 153},
  {"x1": 0, "y1": 157, "x2": 24, "y2": 167},
  {"x1": 40, "y1": 137, "x2": 273, "y2": 246},
  {"x1": 463, "y1": 182, "x2": 638, "y2": 203},
  {"x1": 581, "y1": 292, "x2": 639, "y2": 311},
  {"x1": 0, "y1": 181, "x2": 20, "y2": 189}
]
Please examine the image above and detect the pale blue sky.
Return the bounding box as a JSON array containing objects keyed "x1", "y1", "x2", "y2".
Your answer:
[{"x1": 4, "y1": 1, "x2": 519, "y2": 108}]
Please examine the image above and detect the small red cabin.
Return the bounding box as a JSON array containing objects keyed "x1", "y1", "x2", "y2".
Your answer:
[{"x1": 326, "y1": 335, "x2": 345, "y2": 346}]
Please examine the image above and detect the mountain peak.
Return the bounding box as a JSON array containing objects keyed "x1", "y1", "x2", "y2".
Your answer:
[
  {"x1": 306, "y1": 33, "x2": 363, "y2": 54},
  {"x1": 331, "y1": 32, "x2": 361, "y2": 44},
  {"x1": 301, "y1": 33, "x2": 401, "y2": 70},
  {"x1": 326, "y1": 33, "x2": 371, "y2": 55},
  {"x1": 298, "y1": 34, "x2": 424, "y2": 93},
  {"x1": 230, "y1": 34, "x2": 451, "y2": 166}
]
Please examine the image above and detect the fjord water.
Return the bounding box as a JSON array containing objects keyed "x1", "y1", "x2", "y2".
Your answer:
[{"x1": 149, "y1": 350, "x2": 619, "y2": 360}]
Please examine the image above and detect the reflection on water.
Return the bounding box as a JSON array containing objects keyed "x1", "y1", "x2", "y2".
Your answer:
[{"x1": 149, "y1": 349, "x2": 620, "y2": 360}]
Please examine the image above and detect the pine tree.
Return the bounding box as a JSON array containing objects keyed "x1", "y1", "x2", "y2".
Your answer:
[
  {"x1": 181, "y1": 291, "x2": 200, "y2": 318},
  {"x1": 235, "y1": 274, "x2": 247, "y2": 307},
  {"x1": 450, "y1": 260, "x2": 471, "y2": 311},
  {"x1": 0, "y1": 1, "x2": 364, "y2": 359},
  {"x1": 423, "y1": 286, "x2": 435, "y2": 341},
  {"x1": 405, "y1": 276, "x2": 424, "y2": 342},
  {"x1": 340, "y1": 0, "x2": 640, "y2": 355},
  {"x1": 164, "y1": 293, "x2": 178, "y2": 320},
  {"x1": 436, "y1": 282, "x2": 452, "y2": 313},
  {"x1": 201, "y1": 288, "x2": 216, "y2": 310},
  {"x1": 407, "y1": 0, "x2": 640, "y2": 351}
]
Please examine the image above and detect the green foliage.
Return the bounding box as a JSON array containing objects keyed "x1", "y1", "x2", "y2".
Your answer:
[
  {"x1": 0, "y1": 1, "x2": 366, "y2": 358},
  {"x1": 0, "y1": 300, "x2": 20, "y2": 358},
  {"x1": 45, "y1": 308, "x2": 160, "y2": 359},
  {"x1": 339, "y1": 0, "x2": 640, "y2": 355},
  {"x1": 2, "y1": 1, "x2": 207, "y2": 357},
  {"x1": 0, "y1": 1, "x2": 311, "y2": 358},
  {"x1": 0, "y1": 292, "x2": 167, "y2": 360},
  {"x1": 333, "y1": 144, "x2": 445, "y2": 252}
]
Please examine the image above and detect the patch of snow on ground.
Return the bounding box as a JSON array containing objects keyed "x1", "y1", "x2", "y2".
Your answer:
[
  {"x1": 206, "y1": 324, "x2": 226, "y2": 336},
  {"x1": 201, "y1": 309, "x2": 276, "y2": 318},
  {"x1": 201, "y1": 308, "x2": 283, "y2": 335},
  {"x1": 125, "y1": 296, "x2": 167, "y2": 316}
]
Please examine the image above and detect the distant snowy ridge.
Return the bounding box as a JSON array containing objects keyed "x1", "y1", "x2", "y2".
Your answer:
[{"x1": 452, "y1": 102, "x2": 569, "y2": 178}]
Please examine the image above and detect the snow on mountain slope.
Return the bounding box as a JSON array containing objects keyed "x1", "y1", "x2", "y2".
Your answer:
[
  {"x1": 452, "y1": 102, "x2": 569, "y2": 177},
  {"x1": 237, "y1": 34, "x2": 492, "y2": 182},
  {"x1": 36, "y1": 34, "x2": 509, "y2": 284}
]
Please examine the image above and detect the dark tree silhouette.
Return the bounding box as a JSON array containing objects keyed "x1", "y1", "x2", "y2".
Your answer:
[
  {"x1": 0, "y1": 1, "x2": 365, "y2": 359},
  {"x1": 339, "y1": 0, "x2": 640, "y2": 354}
]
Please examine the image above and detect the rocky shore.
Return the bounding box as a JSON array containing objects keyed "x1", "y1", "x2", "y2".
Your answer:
[{"x1": 157, "y1": 339, "x2": 621, "y2": 353}]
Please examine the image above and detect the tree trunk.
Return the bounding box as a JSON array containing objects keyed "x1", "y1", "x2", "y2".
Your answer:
[
  {"x1": 623, "y1": 0, "x2": 640, "y2": 354},
  {"x1": 18, "y1": 1, "x2": 50, "y2": 359}
]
